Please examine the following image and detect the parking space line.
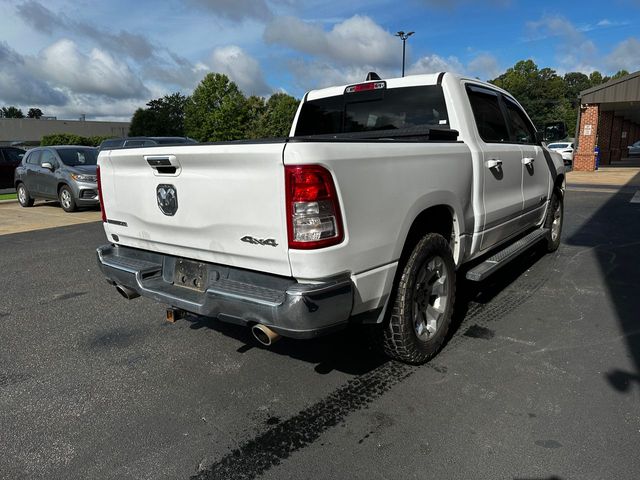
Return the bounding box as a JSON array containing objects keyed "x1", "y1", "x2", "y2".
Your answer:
[{"x1": 631, "y1": 191, "x2": 640, "y2": 203}]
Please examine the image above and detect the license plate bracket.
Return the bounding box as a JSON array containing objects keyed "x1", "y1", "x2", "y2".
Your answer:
[{"x1": 174, "y1": 259, "x2": 208, "y2": 292}]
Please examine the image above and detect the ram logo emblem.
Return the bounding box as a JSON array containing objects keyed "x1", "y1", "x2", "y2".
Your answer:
[{"x1": 156, "y1": 184, "x2": 178, "y2": 216}]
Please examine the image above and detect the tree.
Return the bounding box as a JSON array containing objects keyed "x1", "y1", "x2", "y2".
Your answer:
[
  {"x1": 589, "y1": 71, "x2": 604, "y2": 86},
  {"x1": 490, "y1": 60, "x2": 570, "y2": 130},
  {"x1": 129, "y1": 108, "x2": 161, "y2": 136},
  {"x1": 608, "y1": 69, "x2": 630, "y2": 81},
  {"x1": 243, "y1": 95, "x2": 267, "y2": 139},
  {"x1": 563, "y1": 72, "x2": 591, "y2": 105},
  {"x1": 254, "y1": 93, "x2": 299, "y2": 138},
  {"x1": 184, "y1": 73, "x2": 248, "y2": 142},
  {"x1": 2, "y1": 106, "x2": 24, "y2": 118},
  {"x1": 27, "y1": 108, "x2": 43, "y2": 119},
  {"x1": 129, "y1": 92, "x2": 189, "y2": 137}
]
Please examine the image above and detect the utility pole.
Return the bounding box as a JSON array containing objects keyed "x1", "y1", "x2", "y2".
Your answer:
[{"x1": 395, "y1": 31, "x2": 415, "y2": 77}]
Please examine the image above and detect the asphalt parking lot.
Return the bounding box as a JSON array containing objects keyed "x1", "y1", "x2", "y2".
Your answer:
[{"x1": 1, "y1": 178, "x2": 640, "y2": 479}]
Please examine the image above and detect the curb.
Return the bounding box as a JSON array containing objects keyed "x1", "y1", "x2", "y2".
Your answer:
[{"x1": 0, "y1": 199, "x2": 18, "y2": 204}]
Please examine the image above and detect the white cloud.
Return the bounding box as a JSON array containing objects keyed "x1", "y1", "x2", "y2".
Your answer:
[
  {"x1": 34, "y1": 39, "x2": 149, "y2": 99},
  {"x1": 418, "y1": 0, "x2": 511, "y2": 8},
  {"x1": 264, "y1": 15, "x2": 398, "y2": 67},
  {"x1": 408, "y1": 55, "x2": 465, "y2": 75},
  {"x1": 526, "y1": 15, "x2": 598, "y2": 72},
  {"x1": 287, "y1": 58, "x2": 384, "y2": 91},
  {"x1": 467, "y1": 54, "x2": 501, "y2": 79},
  {"x1": 605, "y1": 38, "x2": 640, "y2": 72},
  {"x1": 207, "y1": 45, "x2": 271, "y2": 96},
  {"x1": 0, "y1": 41, "x2": 67, "y2": 106},
  {"x1": 16, "y1": 1, "x2": 157, "y2": 61},
  {"x1": 186, "y1": 0, "x2": 273, "y2": 22}
]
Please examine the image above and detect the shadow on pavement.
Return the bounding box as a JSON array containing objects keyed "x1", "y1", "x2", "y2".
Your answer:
[
  {"x1": 184, "y1": 235, "x2": 549, "y2": 378},
  {"x1": 566, "y1": 171, "x2": 640, "y2": 393}
]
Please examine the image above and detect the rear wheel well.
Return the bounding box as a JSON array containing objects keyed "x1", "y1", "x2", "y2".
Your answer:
[{"x1": 400, "y1": 205, "x2": 455, "y2": 264}]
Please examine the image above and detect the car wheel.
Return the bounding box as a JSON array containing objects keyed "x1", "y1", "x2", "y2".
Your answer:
[
  {"x1": 375, "y1": 233, "x2": 456, "y2": 365},
  {"x1": 544, "y1": 189, "x2": 563, "y2": 252},
  {"x1": 59, "y1": 185, "x2": 77, "y2": 212},
  {"x1": 17, "y1": 183, "x2": 34, "y2": 207}
]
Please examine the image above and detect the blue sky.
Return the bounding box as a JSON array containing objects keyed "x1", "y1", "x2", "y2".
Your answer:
[{"x1": 0, "y1": 0, "x2": 639, "y2": 120}]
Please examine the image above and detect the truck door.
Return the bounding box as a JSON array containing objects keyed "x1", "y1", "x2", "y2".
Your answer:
[
  {"x1": 501, "y1": 96, "x2": 550, "y2": 229},
  {"x1": 465, "y1": 84, "x2": 524, "y2": 251}
]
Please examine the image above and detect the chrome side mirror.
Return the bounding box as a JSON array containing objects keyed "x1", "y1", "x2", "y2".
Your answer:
[{"x1": 41, "y1": 162, "x2": 54, "y2": 170}]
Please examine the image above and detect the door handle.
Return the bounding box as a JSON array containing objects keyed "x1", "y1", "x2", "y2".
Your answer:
[
  {"x1": 522, "y1": 157, "x2": 535, "y2": 165},
  {"x1": 486, "y1": 158, "x2": 503, "y2": 169}
]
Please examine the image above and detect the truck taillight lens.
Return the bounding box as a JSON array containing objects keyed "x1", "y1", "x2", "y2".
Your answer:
[
  {"x1": 96, "y1": 164, "x2": 106, "y2": 223},
  {"x1": 285, "y1": 165, "x2": 344, "y2": 249}
]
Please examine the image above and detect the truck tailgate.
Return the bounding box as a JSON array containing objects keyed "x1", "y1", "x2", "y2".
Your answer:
[{"x1": 98, "y1": 143, "x2": 291, "y2": 277}]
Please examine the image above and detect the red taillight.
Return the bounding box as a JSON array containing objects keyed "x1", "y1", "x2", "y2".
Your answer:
[
  {"x1": 96, "y1": 164, "x2": 106, "y2": 223},
  {"x1": 285, "y1": 165, "x2": 344, "y2": 249}
]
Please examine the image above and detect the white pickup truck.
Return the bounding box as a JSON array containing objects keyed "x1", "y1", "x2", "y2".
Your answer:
[{"x1": 96, "y1": 72, "x2": 565, "y2": 364}]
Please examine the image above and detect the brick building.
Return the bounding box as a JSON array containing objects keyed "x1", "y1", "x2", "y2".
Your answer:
[{"x1": 574, "y1": 71, "x2": 640, "y2": 171}]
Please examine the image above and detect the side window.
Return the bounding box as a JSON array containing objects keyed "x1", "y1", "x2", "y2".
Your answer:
[
  {"x1": 466, "y1": 85, "x2": 509, "y2": 143},
  {"x1": 4, "y1": 148, "x2": 24, "y2": 164},
  {"x1": 26, "y1": 151, "x2": 41, "y2": 165},
  {"x1": 503, "y1": 97, "x2": 537, "y2": 144},
  {"x1": 40, "y1": 149, "x2": 57, "y2": 166}
]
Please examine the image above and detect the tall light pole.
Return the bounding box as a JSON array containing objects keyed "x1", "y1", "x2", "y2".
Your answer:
[{"x1": 395, "y1": 31, "x2": 414, "y2": 77}]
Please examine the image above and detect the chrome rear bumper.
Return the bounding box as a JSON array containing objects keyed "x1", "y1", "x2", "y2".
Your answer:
[{"x1": 96, "y1": 244, "x2": 354, "y2": 338}]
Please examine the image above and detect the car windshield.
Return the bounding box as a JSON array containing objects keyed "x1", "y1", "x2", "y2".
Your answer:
[
  {"x1": 548, "y1": 143, "x2": 569, "y2": 149},
  {"x1": 56, "y1": 148, "x2": 98, "y2": 166}
]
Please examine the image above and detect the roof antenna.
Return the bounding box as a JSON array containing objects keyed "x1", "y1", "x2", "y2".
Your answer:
[{"x1": 366, "y1": 72, "x2": 381, "y2": 81}]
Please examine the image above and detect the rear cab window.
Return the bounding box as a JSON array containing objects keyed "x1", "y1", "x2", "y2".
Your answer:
[{"x1": 294, "y1": 84, "x2": 450, "y2": 136}]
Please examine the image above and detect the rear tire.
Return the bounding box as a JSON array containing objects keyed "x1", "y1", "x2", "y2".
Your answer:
[
  {"x1": 544, "y1": 189, "x2": 563, "y2": 252},
  {"x1": 376, "y1": 233, "x2": 456, "y2": 365},
  {"x1": 59, "y1": 185, "x2": 77, "y2": 212},
  {"x1": 17, "y1": 183, "x2": 34, "y2": 207}
]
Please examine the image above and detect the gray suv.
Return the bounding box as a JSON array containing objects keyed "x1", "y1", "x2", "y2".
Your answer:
[{"x1": 14, "y1": 146, "x2": 99, "y2": 212}]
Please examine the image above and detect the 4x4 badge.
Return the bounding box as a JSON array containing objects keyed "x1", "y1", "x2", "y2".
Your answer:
[
  {"x1": 157, "y1": 184, "x2": 178, "y2": 216},
  {"x1": 241, "y1": 236, "x2": 278, "y2": 247}
]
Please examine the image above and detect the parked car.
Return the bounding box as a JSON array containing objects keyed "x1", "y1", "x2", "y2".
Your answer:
[
  {"x1": 628, "y1": 140, "x2": 640, "y2": 156},
  {"x1": 14, "y1": 145, "x2": 99, "y2": 212},
  {"x1": 0, "y1": 146, "x2": 26, "y2": 189},
  {"x1": 547, "y1": 142, "x2": 574, "y2": 168},
  {"x1": 98, "y1": 137, "x2": 197, "y2": 151}
]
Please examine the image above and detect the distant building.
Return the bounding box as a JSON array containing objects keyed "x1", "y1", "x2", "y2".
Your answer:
[{"x1": 0, "y1": 117, "x2": 130, "y2": 147}]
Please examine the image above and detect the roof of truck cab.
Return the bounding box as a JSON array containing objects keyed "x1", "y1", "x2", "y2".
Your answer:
[
  {"x1": 305, "y1": 73, "x2": 442, "y2": 101},
  {"x1": 304, "y1": 72, "x2": 511, "y2": 101}
]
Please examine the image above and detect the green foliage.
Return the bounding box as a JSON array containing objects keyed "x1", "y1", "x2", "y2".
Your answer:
[
  {"x1": 129, "y1": 92, "x2": 189, "y2": 136},
  {"x1": 252, "y1": 93, "x2": 299, "y2": 138},
  {"x1": 490, "y1": 60, "x2": 569, "y2": 131},
  {"x1": 489, "y1": 60, "x2": 632, "y2": 137},
  {"x1": 40, "y1": 133, "x2": 114, "y2": 147},
  {"x1": 184, "y1": 73, "x2": 249, "y2": 142},
  {"x1": 2, "y1": 106, "x2": 24, "y2": 118},
  {"x1": 27, "y1": 108, "x2": 43, "y2": 119}
]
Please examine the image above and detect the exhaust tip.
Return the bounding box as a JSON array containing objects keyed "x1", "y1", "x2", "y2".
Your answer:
[
  {"x1": 115, "y1": 284, "x2": 140, "y2": 300},
  {"x1": 251, "y1": 324, "x2": 281, "y2": 346}
]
